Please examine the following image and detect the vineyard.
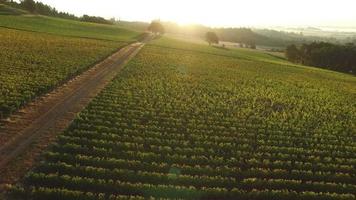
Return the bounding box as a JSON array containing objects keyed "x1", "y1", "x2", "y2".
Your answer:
[
  {"x1": 0, "y1": 27, "x2": 125, "y2": 119},
  {"x1": 0, "y1": 15, "x2": 139, "y2": 42},
  {"x1": 8, "y1": 38, "x2": 356, "y2": 199},
  {"x1": 149, "y1": 37, "x2": 291, "y2": 66}
]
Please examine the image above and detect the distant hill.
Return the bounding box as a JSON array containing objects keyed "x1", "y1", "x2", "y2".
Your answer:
[
  {"x1": 122, "y1": 21, "x2": 338, "y2": 48},
  {"x1": 2, "y1": 1, "x2": 352, "y2": 48},
  {"x1": 119, "y1": 20, "x2": 356, "y2": 48},
  {"x1": 157, "y1": 22, "x2": 303, "y2": 47}
]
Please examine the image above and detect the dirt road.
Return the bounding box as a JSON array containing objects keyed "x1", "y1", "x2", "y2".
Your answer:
[{"x1": 0, "y1": 41, "x2": 145, "y2": 186}]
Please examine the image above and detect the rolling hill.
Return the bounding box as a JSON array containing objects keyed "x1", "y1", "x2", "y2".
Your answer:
[
  {"x1": 9, "y1": 36, "x2": 356, "y2": 199},
  {"x1": 1, "y1": 3, "x2": 355, "y2": 199},
  {"x1": 0, "y1": 14, "x2": 140, "y2": 42}
]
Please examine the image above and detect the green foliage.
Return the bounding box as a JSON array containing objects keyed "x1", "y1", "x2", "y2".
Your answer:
[
  {"x1": 3, "y1": 0, "x2": 109, "y2": 23},
  {"x1": 81, "y1": 14, "x2": 113, "y2": 25},
  {"x1": 20, "y1": 0, "x2": 35, "y2": 13},
  {"x1": 0, "y1": 3, "x2": 28, "y2": 15},
  {"x1": 0, "y1": 28, "x2": 124, "y2": 119},
  {"x1": 285, "y1": 44, "x2": 299, "y2": 62},
  {"x1": 0, "y1": 15, "x2": 140, "y2": 42},
  {"x1": 286, "y1": 42, "x2": 356, "y2": 74},
  {"x1": 205, "y1": 32, "x2": 219, "y2": 45},
  {"x1": 17, "y1": 38, "x2": 356, "y2": 199}
]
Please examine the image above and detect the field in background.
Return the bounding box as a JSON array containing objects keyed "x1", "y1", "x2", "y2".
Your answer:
[
  {"x1": 165, "y1": 33, "x2": 286, "y2": 58},
  {"x1": 0, "y1": 14, "x2": 140, "y2": 42},
  {"x1": 11, "y1": 37, "x2": 356, "y2": 199},
  {"x1": 152, "y1": 37, "x2": 300, "y2": 66}
]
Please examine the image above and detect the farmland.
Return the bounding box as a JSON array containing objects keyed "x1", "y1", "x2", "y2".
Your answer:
[
  {"x1": 0, "y1": 28, "x2": 125, "y2": 119},
  {"x1": 0, "y1": 14, "x2": 140, "y2": 42},
  {"x1": 9, "y1": 38, "x2": 356, "y2": 199},
  {"x1": 0, "y1": 13, "x2": 141, "y2": 120}
]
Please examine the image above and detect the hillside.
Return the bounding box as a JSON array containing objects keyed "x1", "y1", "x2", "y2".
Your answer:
[
  {"x1": 0, "y1": 14, "x2": 140, "y2": 42},
  {"x1": 10, "y1": 36, "x2": 356, "y2": 199},
  {"x1": 0, "y1": 13, "x2": 141, "y2": 119},
  {"x1": 1, "y1": 0, "x2": 355, "y2": 199},
  {"x1": 150, "y1": 37, "x2": 291, "y2": 65},
  {"x1": 114, "y1": 21, "x2": 295, "y2": 47}
]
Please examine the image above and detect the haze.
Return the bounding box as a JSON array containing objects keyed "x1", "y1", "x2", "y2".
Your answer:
[{"x1": 34, "y1": 0, "x2": 356, "y2": 28}]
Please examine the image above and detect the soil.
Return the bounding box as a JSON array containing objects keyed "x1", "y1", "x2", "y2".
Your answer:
[{"x1": 0, "y1": 41, "x2": 145, "y2": 191}]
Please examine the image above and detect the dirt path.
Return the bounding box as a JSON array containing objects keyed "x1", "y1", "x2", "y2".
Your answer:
[{"x1": 0, "y1": 41, "x2": 145, "y2": 188}]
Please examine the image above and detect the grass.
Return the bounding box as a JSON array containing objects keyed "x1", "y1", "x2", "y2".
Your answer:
[
  {"x1": 11, "y1": 36, "x2": 356, "y2": 199},
  {"x1": 0, "y1": 14, "x2": 140, "y2": 42}
]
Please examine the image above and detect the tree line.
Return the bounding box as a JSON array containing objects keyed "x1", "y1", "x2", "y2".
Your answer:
[
  {"x1": 80, "y1": 15, "x2": 113, "y2": 25},
  {"x1": 286, "y1": 42, "x2": 356, "y2": 75},
  {"x1": 2, "y1": 0, "x2": 113, "y2": 24}
]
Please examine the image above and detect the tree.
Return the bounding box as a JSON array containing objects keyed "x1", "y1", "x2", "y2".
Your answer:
[
  {"x1": 148, "y1": 21, "x2": 165, "y2": 35},
  {"x1": 285, "y1": 44, "x2": 300, "y2": 62},
  {"x1": 80, "y1": 15, "x2": 113, "y2": 25},
  {"x1": 35, "y1": 1, "x2": 53, "y2": 16},
  {"x1": 20, "y1": 0, "x2": 36, "y2": 13},
  {"x1": 247, "y1": 41, "x2": 256, "y2": 49},
  {"x1": 205, "y1": 32, "x2": 219, "y2": 45},
  {"x1": 285, "y1": 42, "x2": 356, "y2": 75}
]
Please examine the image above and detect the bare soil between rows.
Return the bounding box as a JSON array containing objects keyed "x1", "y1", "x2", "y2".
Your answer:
[{"x1": 0, "y1": 41, "x2": 145, "y2": 190}]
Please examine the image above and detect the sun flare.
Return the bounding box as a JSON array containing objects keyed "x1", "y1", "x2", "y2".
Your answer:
[{"x1": 36, "y1": 0, "x2": 356, "y2": 27}]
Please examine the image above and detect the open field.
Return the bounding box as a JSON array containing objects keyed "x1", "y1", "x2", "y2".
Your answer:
[
  {"x1": 0, "y1": 28, "x2": 127, "y2": 119},
  {"x1": 8, "y1": 37, "x2": 356, "y2": 199},
  {"x1": 0, "y1": 14, "x2": 140, "y2": 42}
]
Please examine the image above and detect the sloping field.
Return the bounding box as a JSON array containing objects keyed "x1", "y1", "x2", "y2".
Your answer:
[
  {"x1": 9, "y1": 37, "x2": 356, "y2": 199},
  {"x1": 0, "y1": 13, "x2": 141, "y2": 120},
  {"x1": 0, "y1": 15, "x2": 140, "y2": 42},
  {"x1": 0, "y1": 28, "x2": 125, "y2": 119},
  {"x1": 150, "y1": 37, "x2": 291, "y2": 65}
]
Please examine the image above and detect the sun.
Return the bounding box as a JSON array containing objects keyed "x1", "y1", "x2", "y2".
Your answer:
[{"x1": 36, "y1": 0, "x2": 356, "y2": 28}]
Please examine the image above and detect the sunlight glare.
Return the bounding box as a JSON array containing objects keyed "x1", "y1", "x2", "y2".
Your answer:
[{"x1": 36, "y1": 0, "x2": 356, "y2": 27}]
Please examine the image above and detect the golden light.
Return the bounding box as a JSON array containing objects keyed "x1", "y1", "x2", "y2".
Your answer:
[{"x1": 37, "y1": 0, "x2": 356, "y2": 27}]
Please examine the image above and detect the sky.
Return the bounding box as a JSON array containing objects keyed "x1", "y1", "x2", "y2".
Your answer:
[{"x1": 34, "y1": 0, "x2": 356, "y2": 28}]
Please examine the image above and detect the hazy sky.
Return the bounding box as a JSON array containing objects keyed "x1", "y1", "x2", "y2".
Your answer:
[{"x1": 35, "y1": 0, "x2": 356, "y2": 27}]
